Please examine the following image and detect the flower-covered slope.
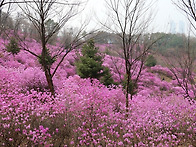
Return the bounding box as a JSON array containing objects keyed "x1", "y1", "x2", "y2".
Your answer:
[{"x1": 0, "y1": 38, "x2": 195, "y2": 146}]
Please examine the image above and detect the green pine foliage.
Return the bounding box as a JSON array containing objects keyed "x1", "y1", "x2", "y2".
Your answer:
[
  {"x1": 76, "y1": 40, "x2": 115, "y2": 86},
  {"x1": 38, "y1": 48, "x2": 56, "y2": 67},
  {"x1": 6, "y1": 37, "x2": 21, "y2": 55},
  {"x1": 100, "y1": 67, "x2": 116, "y2": 86},
  {"x1": 76, "y1": 40, "x2": 103, "y2": 79},
  {"x1": 145, "y1": 55, "x2": 157, "y2": 67}
]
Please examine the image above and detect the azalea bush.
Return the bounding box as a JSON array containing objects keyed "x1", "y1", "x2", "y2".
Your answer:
[
  {"x1": 0, "y1": 38, "x2": 195, "y2": 146},
  {"x1": 0, "y1": 76, "x2": 195, "y2": 146}
]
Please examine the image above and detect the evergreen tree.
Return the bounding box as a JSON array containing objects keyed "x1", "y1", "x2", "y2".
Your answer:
[
  {"x1": 145, "y1": 55, "x2": 157, "y2": 67},
  {"x1": 76, "y1": 40, "x2": 115, "y2": 86},
  {"x1": 100, "y1": 67, "x2": 116, "y2": 86},
  {"x1": 6, "y1": 37, "x2": 21, "y2": 55},
  {"x1": 38, "y1": 48, "x2": 56, "y2": 67}
]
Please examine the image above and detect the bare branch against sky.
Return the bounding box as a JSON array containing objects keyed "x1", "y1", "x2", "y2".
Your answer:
[{"x1": 86, "y1": 0, "x2": 188, "y2": 33}]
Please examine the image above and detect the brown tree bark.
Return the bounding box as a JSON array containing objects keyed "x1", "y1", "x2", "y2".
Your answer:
[{"x1": 44, "y1": 68, "x2": 55, "y2": 96}]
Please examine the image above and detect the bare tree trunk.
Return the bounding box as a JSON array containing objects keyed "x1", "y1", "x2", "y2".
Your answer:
[
  {"x1": 0, "y1": 8, "x2": 1, "y2": 25},
  {"x1": 44, "y1": 68, "x2": 55, "y2": 96},
  {"x1": 13, "y1": 0, "x2": 88, "y2": 97},
  {"x1": 171, "y1": 0, "x2": 196, "y2": 101},
  {"x1": 103, "y1": 0, "x2": 156, "y2": 118},
  {"x1": 125, "y1": 72, "x2": 131, "y2": 116},
  {"x1": 41, "y1": 11, "x2": 55, "y2": 96}
]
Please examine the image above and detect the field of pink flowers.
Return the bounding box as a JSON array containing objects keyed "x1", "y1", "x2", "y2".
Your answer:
[{"x1": 0, "y1": 38, "x2": 195, "y2": 146}]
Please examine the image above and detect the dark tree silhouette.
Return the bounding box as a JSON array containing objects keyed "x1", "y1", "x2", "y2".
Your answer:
[{"x1": 103, "y1": 0, "x2": 158, "y2": 115}]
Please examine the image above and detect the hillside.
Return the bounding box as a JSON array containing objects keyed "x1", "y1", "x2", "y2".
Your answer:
[{"x1": 0, "y1": 37, "x2": 195, "y2": 146}]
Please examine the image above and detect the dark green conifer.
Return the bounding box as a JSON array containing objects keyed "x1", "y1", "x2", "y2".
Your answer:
[
  {"x1": 145, "y1": 55, "x2": 157, "y2": 67},
  {"x1": 6, "y1": 37, "x2": 21, "y2": 55},
  {"x1": 76, "y1": 40, "x2": 115, "y2": 86}
]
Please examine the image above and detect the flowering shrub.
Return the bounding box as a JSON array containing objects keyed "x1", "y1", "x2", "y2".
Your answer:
[
  {"x1": 103, "y1": 54, "x2": 125, "y2": 83},
  {"x1": 0, "y1": 39, "x2": 195, "y2": 146},
  {"x1": 0, "y1": 76, "x2": 195, "y2": 146}
]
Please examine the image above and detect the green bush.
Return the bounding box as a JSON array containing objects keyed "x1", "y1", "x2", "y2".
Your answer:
[
  {"x1": 38, "y1": 48, "x2": 56, "y2": 67},
  {"x1": 145, "y1": 55, "x2": 157, "y2": 67},
  {"x1": 6, "y1": 37, "x2": 21, "y2": 55},
  {"x1": 76, "y1": 40, "x2": 115, "y2": 86},
  {"x1": 100, "y1": 67, "x2": 117, "y2": 86}
]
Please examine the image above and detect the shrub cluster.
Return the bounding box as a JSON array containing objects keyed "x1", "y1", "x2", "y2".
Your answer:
[{"x1": 0, "y1": 38, "x2": 195, "y2": 146}]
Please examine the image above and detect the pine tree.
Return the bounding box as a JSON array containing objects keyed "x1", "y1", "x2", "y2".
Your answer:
[
  {"x1": 100, "y1": 67, "x2": 116, "y2": 86},
  {"x1": 76, "y1": 40, "x2": 115, "y2": 86},
  {"x1": 145, "y1": 55, "x2": 157, "y2": 67},
  {"x1": 6, "y1": 37, "x2": 21, "y2": 55}
]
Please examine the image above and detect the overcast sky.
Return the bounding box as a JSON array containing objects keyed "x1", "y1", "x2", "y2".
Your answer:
[
  {"x1": 154, "y1": 0, "x2": 188, "y2": 33},
  {"x1": 84, "y1": 0, "x2": 188, "y2": 34}
]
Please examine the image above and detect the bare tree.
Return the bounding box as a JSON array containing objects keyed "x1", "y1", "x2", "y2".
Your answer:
[
  {"x1": 166, "y1": 34, "x2": 196, "y2": 101},
  {"x1": 0, "y1": 0, "x2": 14, "y2": 34},
  {"x1": 167, "y1": 0, "x2": 196, "y2": 101},
  {"x1": 173, "y1": 0, "x2": 196, "y2": 32},
  {"x1": 0, "y1": 0, "x2": 7, "y2": 22},
  {"x1": 103, "y1": 0, "x2": 157, "y2": 115},
  {"x1": 13, "y1": 0, "x2": 89, "y2": 96}
]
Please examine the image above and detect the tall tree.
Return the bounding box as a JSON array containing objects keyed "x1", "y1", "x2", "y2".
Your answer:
[
  {"x1": 169, "y1": 0, "x2": 196, "y2": 101},
  {"x1": 166, "y1": 35, "x2": 196, "y2": 101},
  {"x1": 0, "y1": 0, "x2": 13, "y2": 34},
  {"x1": 103, "y1": 0, "x2": 157, "y2": 115},
  {"x1": 173, "y1": 0, "x2": 196, "y2": 32},
  {"x1": 14, "y1": 0, "x2": 88, "y2": 96}
]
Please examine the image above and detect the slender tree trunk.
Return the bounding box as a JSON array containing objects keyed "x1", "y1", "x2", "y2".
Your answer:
[
  {"x1": 0, "y1": 8, "x2": 1, "y2": 25},
  {"x1": 39, "y1": 2, "x2": 55, "y2": 97},
  {"x1": 125, "y1": 88, "x2": 129, "y2": 117},
  {"x1": 0, "y1": 8, "x2": 2, "y2": 31},
  {"x1": 125, "y1": 69, "x2": 131, "y2": 117},
  {"x1": 41, "y1": 47, "x2": 55, "y2": 96},
  {"x1": 44, "y1": 67, "x2": 55, "y2": 96}
]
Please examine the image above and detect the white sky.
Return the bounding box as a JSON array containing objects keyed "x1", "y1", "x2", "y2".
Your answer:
[
  {"x1": 83, "y1": 0, "x2": 189, "y2": 34},
  {"x1": 4, "y1": 0, "x2": 188, "y2": 34},
  {"x1": 154, "y1": 0, "x2": 188, "y2": 33}
]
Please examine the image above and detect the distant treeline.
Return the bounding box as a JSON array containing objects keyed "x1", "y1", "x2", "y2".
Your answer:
[
  {"x1": 91, "y1": 31, "x2": 196, "y2": 55},
  {"x1": 1, "y1": 10, "x2": 195, "y2": 55},
  {"x1": 148, "y1": 33, "x2": 196, "y2": 54}
]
